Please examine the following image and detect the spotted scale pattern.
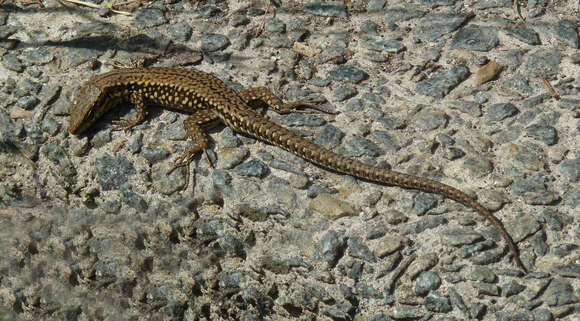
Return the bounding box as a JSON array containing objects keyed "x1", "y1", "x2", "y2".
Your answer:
[{"x1": 69, "y1": 67, "x2": 526, "y2": 272}]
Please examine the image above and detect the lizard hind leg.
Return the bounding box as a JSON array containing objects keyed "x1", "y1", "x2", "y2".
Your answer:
[
  {"x1": 237, "y1": 87, "x2": 337, "y2": 115},
  {"x1": 167, "y1": 109, "x2": 220, "y2": 190}
]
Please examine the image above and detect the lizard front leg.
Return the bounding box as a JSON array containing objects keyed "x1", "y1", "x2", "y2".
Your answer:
[
  {"x1": 167, "y1": 109, "x2": 219, "y2": 190},
  {"x1": 112, "y1": 92, "x2": 148, "y2": 132}
]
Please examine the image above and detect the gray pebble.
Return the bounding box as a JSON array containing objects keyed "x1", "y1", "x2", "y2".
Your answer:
[
  {"x1": 384, "y1": 7, "x2": 426, "y2": 23},
  {"x1": 512, "y1": 175, "x2": 559, "y2": 205},
  {"x1": 167, "y1": 23, "x2": 192, "y2": 42},
  {"x1": 278, "y1": 113, "x2": 326, "y2": 127},
  {"x1": 564, "y1": 188, "x2": 580, "y2": 210},
  {"x1": 347, "y1": 237, "x2": 376, "y2": 262},
  {"x1": 470, "y1": 247, "x2": 504, "y2": 266},
  {"x1": 499, "y1": 75, "x2": 533, "y2": 97},
  {"x1": 360, "y1": 21, "x2": 379, "y2": 35},
  {"x1": 487, "y1": 103, "x2": 518, "y2": 121},
  {"x1": 86, "y1": 126, "x2": 111, "y2": 148},
  {"x1": 425, "y1": 292, "x2": 452, "y2": 313},
  {"x1": 41, "y1": 118, "x2": 60, "y2": 136},
  {"x1": 471, "y1": 302, "x2": 487, "y2": 319},
  {"x1": 257, "y1": 255, "x2": 310, "y2": 274},
  {"x1": 320, "y1": 230, "x2": 346, "y2": 267},
  {"x1": 522, "y1": 93, "x2": 550, "y2": 108},
  {"x1": 522, "y1": 49, "x2": 561, "y2": 77},
  {"x1": 468, "y1": 266, "x2": 497, "y2": 283},
  {"x1": 218, "y1": 146, "x2": 248, "y2": 169},
  {"x1": 450, "y1": 27, "x2": 499, "y2": 52},
  {"x1": 212, "y1": 169, "x2": 232, "y2": 193},
  {"x1": 368, "y1": 130, "x2": 400, "y2": 151},
  {"x1": 552, "y1": 264, "x2": 580, "y2": 278},
  {"x1": 558, "y1": 158, "x2": 580, "y2": 183},
  {"x1": 133, "y1": 8, "x2": 167, "y2": 29},
  {"x1": 307, "y1": 183, "x2": 337, "y2": 198},
  {"x1": 201, "y1": 33, "x2": 230, "y2": 52},
  {"x1": 95, "y1": 154, "x2": 136, "y2": 191},
  {"x1": 322, "y1": 306, "x2": 350, "y2": 320},
  {"x1": 414, "y1": 271, "x2": 441, "y2": 295},
  {"x1": 506, "y1": 216, "x2": 541, "y2": 242},
  {"x1": 391, "y1": 305, "x2": 423, "y2": 319},
  {"x1": 269, "y1": 159, "x2": 302, "y2": 175},
  {"x1": 540, "y1": 209, "x2": 573, "y2": 231},
  {"x1": 502, "y1": 280, "x2": 526, "y2": 297},
  {"x1": 288, "y1": 29, "x2": 309, "y2": 42},
  {"x1": 448, "y1": 288, "x2": 469, "y2": 317},
  {"x1": 416, "y1": 65, "x2": 470, "y2": 98},
  {"x1": 441, "y1": 228, "x2": 484, "y2": 247},
  {"x1": 417, "y1": 0, "x2": 455, "y2": 7},
  {"x1": 333, "y1": 85, "x2": 358, "y2": 101},
  {"x1": 315, "y1": 125, "x2": 344, "y2": 149},
  {"x1": 549, "y1": 20, "x2": 579, "y2": 49},
  {"x1": 328, "y1": 65, "x2": 368, "y2": 84},
  {"x1": 265, "y1": 18, "x2": 286, "y2": 34},
  {"x1": 120, "y1": 183, "x2": 148, "y2": 211},
  {"x1": 267, "y1": 176, "x2": 297, "y2": 208},
  {"x1": 234, "y1": 159, "x2": 269, "y2": 178},
  {"x1": 462, "y1": 156, "x2": 493, "y2": 178},
  {"x1": 413, "y1": 13, "x2": 468, "y2": 42},
  {"x1": 412, "y1": 107, "x2": 448, "y2": 131},
  {"x1": 218, "y1": 233, "x2": 245, "y2": 258},
  {"x1": 146, "y1": 284, "x2": 169, "y2": 308},
  {"x1": 142, "y1": 148, "x2": 170, "y2": 164},
  {"x1": 495, "y1": 311, "x2": 534, "y2": 321},
  {"x1": 473, "y1": 282, "x2": 500, "y2": 296},
  {"x1": 313, "y1": 47, "x2": 350, "y2": 64},
  {"x1": 533, "y1": 309, "x2": 553, "y2": 321},
  {"x1": 558, "y1": 98, "x2": 580, "y2": 110},
  {"x1": 303, "y1": 1, "x2": 347, "y2": 18},
  {"x1": 448, "y1": 100, "x2": 482, "y2": 116},
  {"x1": 16, "y1": 96, "x2": 40, "y2": 110},
  {"x1": 473, "y1": 0, "x2": 511, "y2": 9},
  {"x1": 367, "y1": 0, "x2": 387, "y2": 12},
  {"x1": 443, "y1": 147, "x2": 465, "y2": 160},
  {"x1": 401, "y1": 216, "x2": 448, "y2": 235},
  {"x1": 41, "y1": 143, "x2": 76, "y2": 185},
  {"x1": 525, "y1": 124, "x2": 558, "y2": 145},
  {"x1": 230, "y1": 15, "x2": 250, "y2": 27},
  {"x1": 193, "y1": 5, "x2": 219, "y2": 19},
  {"x1": 503, "y1": 26, "x2": 541, "y2": 45},
  {"x1": 0, "y1": 26, "x2": 18, "y2": 41},
  {"x1": 23, "y1": 122, "x2": 43, "y2": 143},
  {"x1": 551, "y1": 243, "x2": 578, "y2": 258},
  {"x1": 2, "y1": 53, "x2": 23, "y2": 72},
  {"x1": 412, "y1": 192, "x2": 439, "y2": 216},
  {"x1": 361, "y1": 37, "x2": 405, "y2": 53},
  {"x1": 344, "y1": 135, "x2": 382, "y2": 158},
  {"x1": 247, "y1": 8, "x2": 264, "y2": 16}
]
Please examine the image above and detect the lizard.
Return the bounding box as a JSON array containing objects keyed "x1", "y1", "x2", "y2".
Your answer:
[{"x1": 68, "y1": 67, "x2": 526, "y2": 272}]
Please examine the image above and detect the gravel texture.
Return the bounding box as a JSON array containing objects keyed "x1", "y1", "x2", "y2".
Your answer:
[{"x1": 0, "y1": 0, "x2": 579, "y2": 320}]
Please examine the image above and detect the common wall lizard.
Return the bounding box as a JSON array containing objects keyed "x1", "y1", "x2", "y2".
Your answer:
[{"x1": 69, "y1": 67, "x2": 526, "y2": 272}]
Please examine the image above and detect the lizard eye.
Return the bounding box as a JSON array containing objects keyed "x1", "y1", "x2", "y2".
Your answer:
[{"x1": 86, "y1": 110, "x2": 96, "y2": 121}]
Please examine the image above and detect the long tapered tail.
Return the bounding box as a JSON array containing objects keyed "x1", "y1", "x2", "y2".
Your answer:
[{"x1": 231, "y1": 110, "x2": 526, "y2": 271}]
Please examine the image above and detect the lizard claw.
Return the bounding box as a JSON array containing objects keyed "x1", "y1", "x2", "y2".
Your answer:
[
  {"x1": 167, "y1": 146, "x2": 208, "y2": 191},
  {"x1": 112, "y1": 118, "x2": 138, "y2": 132}
]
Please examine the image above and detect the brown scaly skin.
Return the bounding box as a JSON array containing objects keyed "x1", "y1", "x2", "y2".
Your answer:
[{"x1": 69, "y1": 67, "x2": 526, "y2": 272}]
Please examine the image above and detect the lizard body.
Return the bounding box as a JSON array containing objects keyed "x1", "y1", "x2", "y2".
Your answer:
[{"x1": 69, "y1": 67, "x2": 525, "y2": 271}]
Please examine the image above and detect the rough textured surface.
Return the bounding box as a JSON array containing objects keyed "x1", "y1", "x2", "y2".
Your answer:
[{"x1": 0, "y1": 0, "x2": 579, "y2": 320}]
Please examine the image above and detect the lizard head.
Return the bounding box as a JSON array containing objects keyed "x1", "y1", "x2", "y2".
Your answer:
[{"x1": 69, "y1": 84, "x2": 105, "y2": 135}]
